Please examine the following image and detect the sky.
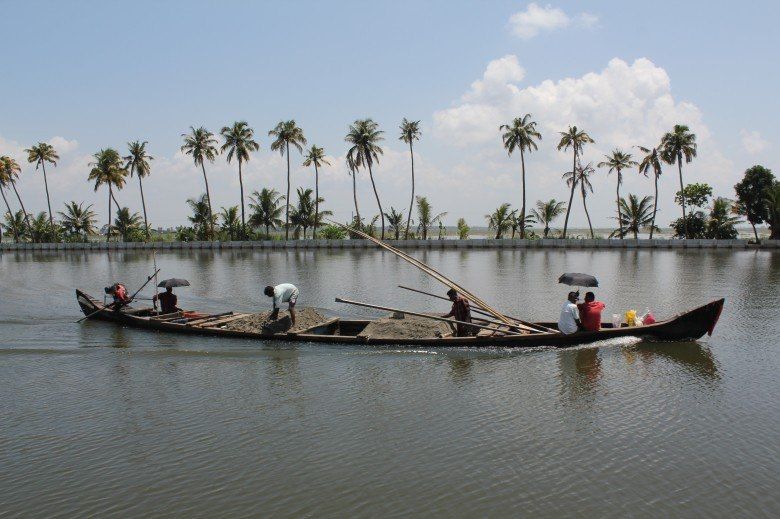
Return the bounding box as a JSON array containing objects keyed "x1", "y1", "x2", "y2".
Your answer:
[{"x1": 1, "y1": 0, "x2": 778, "y2": 231}]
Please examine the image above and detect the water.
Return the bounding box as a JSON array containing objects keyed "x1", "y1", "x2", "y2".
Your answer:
[{"x1": 1, "y1": 249, "x2": 778, "y2": 517}]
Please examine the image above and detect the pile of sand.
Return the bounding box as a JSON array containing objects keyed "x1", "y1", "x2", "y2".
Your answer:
[
  {"x1": 357, "y1": 314, "x2": 453, "y2": 339},
  {"x1": 222, "y1": 308, "x2": 328, "y2": 335}
]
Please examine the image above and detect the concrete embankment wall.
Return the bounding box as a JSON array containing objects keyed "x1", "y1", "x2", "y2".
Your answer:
[{"x1": 1, "y1": 239, "x2": 778, "y2": 251}]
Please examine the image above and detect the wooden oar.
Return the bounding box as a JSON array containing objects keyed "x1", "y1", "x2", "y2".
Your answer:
[
  {"x1": 76, "y1": 268, "x2": 161, "y2": 323},
  {"x1": 397, "y1": 285, "x2": 556, "y2": 333},
  {"x1": 327, "y1": 221, "x2": 522, "y2": 330},
  {"x1": 334, "y1": 297, "x2": 531, "y2": 336}
]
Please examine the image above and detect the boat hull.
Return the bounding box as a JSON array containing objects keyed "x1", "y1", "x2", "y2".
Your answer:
[{"x1": 76, "y1": 290, "x2": 724, "y2": 348}]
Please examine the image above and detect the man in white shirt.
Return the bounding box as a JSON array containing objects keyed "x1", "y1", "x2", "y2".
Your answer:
[
  {"x1": 264, "y1": 283, "x2": 300, "y2": 326},
  {"x1": 558, "y1": 291, "x2": 582, "y2": 335}
]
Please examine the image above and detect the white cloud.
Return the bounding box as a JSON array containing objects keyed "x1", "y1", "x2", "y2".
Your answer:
[
  {"x1": 432, "y1": 55, "x2": 736, "y2": 227},
  {"x1": 508, "y1": 3, "x2": 598, "y2": 39},
  {"x1": 48, "y1": 136, "x2": 79, "y2": 154},
  {"x1": 509, "y1": 3, "x2": 569, "y2": 39},
  {"x1": 740, "y1": 129, "x2": 769, "y2": 154}
]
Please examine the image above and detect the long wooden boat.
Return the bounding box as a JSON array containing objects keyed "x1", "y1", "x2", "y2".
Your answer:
[{"x1": 76, "y1": 290, "x2": 724, "y2": 348}]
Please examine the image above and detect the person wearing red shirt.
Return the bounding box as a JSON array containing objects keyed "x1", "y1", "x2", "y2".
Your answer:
[{"x1": 577, "y1": 291, "x2": 606, "y2": 332}]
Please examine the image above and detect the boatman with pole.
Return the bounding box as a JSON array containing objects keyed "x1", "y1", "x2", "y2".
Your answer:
[
  {"x1": 443, "y1": 288, "x2": 475, "y2": 337},
  {"x1": 265, "y1": 283, "x2": 300, "y2": 326}
]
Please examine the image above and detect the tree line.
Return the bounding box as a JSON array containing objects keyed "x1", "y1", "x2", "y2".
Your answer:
[{"x1": 1, "y1": 117, "x2": 778, "y2": 243}]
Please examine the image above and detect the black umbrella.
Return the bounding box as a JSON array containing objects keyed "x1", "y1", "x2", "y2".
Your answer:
[
  {"x1": 558, "y1": 273, "x2": 599, "y2": 287},
  {"x1": 157, "y1": 278, "x2": 191, "y2": 288}
]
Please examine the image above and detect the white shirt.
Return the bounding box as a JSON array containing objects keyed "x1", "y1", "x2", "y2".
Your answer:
[
  {"x1": 558, "y1": 302, "x2": 580, "y2": 335},
  {"x1": 272, "y1": 283, "x2": 299, "y2": 309}
]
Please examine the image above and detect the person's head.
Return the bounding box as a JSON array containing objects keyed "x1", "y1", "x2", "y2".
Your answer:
[
  {"x1": 584, "y1": 291, "x2": 595, "y2": 302},
  {"x1": 264, "y1": 286, "x2": 275, "y2": 297},
  {"x1": 447, "y1": 288, "x2": 458, "y2": 301},
  {"x1": 567, "y1": 291, "x2": 579, "y2": 303},
  {"x1": 166, "y1": 286, "x2": 173, "y2": 294}
]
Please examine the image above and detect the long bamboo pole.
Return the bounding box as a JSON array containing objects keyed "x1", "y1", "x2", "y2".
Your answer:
[
  {"x1": 334, "y1": 297, "x2": 525, "y2": 336},
  {"x1": 397, "y1": 285, "x2": 556, "y2": 333},
  {"x1": 328, "y1": 221, "x2": 524, "y2": 330}
]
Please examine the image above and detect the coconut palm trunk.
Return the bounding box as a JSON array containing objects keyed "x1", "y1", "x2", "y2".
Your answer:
[
  {"x1": 562, "y1": 149, "x2": 577, "y2": 238},
  {"x1": 581, "y1": 182, "x2": 594, "y2": 238},
  {"x1": 9, "y1": 180, "x2": 32, "y2": 235},
  {"x1": 40, "y1": 162, "x2": 55, "y2": 237},
  {"x1": 0, "y1": 186, "x2": 18, "y2": 241},
  {"x1": 367, "y1": 163, "x2": 385, "y2": 239},
  {"x1": 650, "y1": 172, "x2": 659, "y2": 239},
  {"x1": 137, "y1": 175, "x2": 150, "y2": 239},
  {"x1": 200, "y1": 163, "x2": 214, "y2": 239},
  {"x1": 520, "y1": 148, "x2": 527, "y2": 239},
  {"x1": 106, "y1": 185, "x2": 113, "y2": 243},
  {"x1": 313, "y1": 161, "x2": 320, "y2": 239},
  {"x1": 616, "y1": 169, "x2": 624, "y2": 239},
  {"x1": 405, "y1": 140, "x2": 415, "y2": 239},
  {"x1": 285, "y1": 142, "x2": 291, "y2": 240},
  {"x1": 238, "y1": 159, "x2": 246, "y2": 238},
  {"x1": 351, "y1": 166, "x2": 361, "y2": 223},
  {"x1": 677, "y1": 154, "x2": 688, "y2": 238}
]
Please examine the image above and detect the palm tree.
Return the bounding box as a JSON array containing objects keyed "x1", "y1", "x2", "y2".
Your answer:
[
  {"x1": 415, "y1": 196, "x2": 446, "y2": 240},
  {"x1": 384, "y1": 207, "x2": 405, "y2": 240},
  {"x1": 0, "y1": 165, "x2": 18, "y2": 241},
  {"x1": 302, "y1": 144, "x2": 330, "y2": 238},
  {"x1": 346, "y1": 119, "x2": 386, "y2": 239},
  {"x1": 219, "y1": 206, "x2": 241, "y2": 241},
  {"x1": 615, "y1": 194, "x2": 655, "y2": 239},
  {"x1": 114, "y1": 207, "x2": 143, "y2": 242},
  {"x1": 25, "y1": 142, "x2": 59, "y2": 238},
  {"x1": 486, "y1": 203, "x2": 516, "y2": 239},
  {"x1": 637, "y1": 145, "x2": 664, "y2": 239},
  {"x1": 500, "y1": 114, "x2": 542, "y2": 239},
  {"x1": 58, "y1": 201, "x2": 97, "y2": 241},
  {"x1": 181, "y1": 126, "x2": 219, "y2": 239},
  {"x1": 598, "y1": 149, "x2": 638, "y2": 239},
  {"x1": 87, "y1": 148, "x2": 127, "y2": 242},
  {"x1": 2, "y1": 210, "x2": 28, "y2": 243},
  {"x1": 28, "y1": 212, "x2": 52, "y2": 243},
  {"x1": 399, "y1": 118, "x2": 421, "y2": 239},
  {"x1": 660, "y1": 124, "x2": 697, "y2": 238},
  {"x1": 557, "y1": 126, "x2": 594, "y2": 238},
  {"x1": 531, "y1": 199, "x2": 567, "y2": 238},
  {"x1": 708, "y1": 198, "x2": 742, "y2": 239},
  {"x1": 289, "y1": 187, "x2": 330, "y2": 239},
  {"x1": 510, "y1": 211, "x2": 536, "y2": 238},
  {"x1": 0, "y1": 156, "x2": 32, "y2": 235},
  {"x1": 221, "y1": 121, "x2": 260, "y2": 238},
  {"x1": 249, "y1": 188, "x2": 285, "y2": 237},
  {"x1": 124, "y1": 140, "x2": 153, "y2": 239},
  {"x1": 563, "y1": 161, "x2": 596, "y2": 238},
  {"x1": 269, "y1": 120, "x2": 307, "y2": 239},
  {"x1": 186, "y1": 194, "x2": 216, "y2": 240},
  {"x1": 347, "y1": 156, "x2": 361, "y2": 223}
]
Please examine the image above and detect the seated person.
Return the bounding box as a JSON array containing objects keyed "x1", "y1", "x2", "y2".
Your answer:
[
  {"x1": 578, "y1": 292, "x2": 606, "y2": 332},
  {"x1": 558, "y1": 291, "x2": 582, "y2": 335},
  {"x1": 153, "y1": 286, "x2": 180, "y2": 314},
  {"x1": 105, "y1": 283, "x2": 132, "y2": 311}
]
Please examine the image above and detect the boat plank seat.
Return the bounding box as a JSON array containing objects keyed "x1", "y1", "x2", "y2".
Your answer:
[{"x1": 184, "y1": 312, "x2": 234, "y2": 326}]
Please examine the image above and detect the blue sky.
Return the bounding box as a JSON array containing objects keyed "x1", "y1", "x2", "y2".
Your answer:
[{"x1": 1, "y1": 0, "x2": 777, "y2": 230}]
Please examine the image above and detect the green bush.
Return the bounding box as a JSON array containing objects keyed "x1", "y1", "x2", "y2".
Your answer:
[{"x1": 320, "y1": 225, "x2": 347, "y2": 239}]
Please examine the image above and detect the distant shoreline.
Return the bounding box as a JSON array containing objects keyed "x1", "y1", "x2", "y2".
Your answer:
[{"x1": 2, "y1": 238, "x2": 778, "y2": 252}]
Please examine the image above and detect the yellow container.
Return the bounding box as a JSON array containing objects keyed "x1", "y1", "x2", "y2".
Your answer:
[{"x1": 625, "y1": 310, "x2": 637, "y2": 326}]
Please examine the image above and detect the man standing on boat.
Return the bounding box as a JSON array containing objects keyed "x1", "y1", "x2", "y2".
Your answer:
[
  {"x1": 265, "y1": 283, "x2": 299, "y2": 326},
  {"x1": 558, "y1": 291, "x2": 583, "y2": 334},
  {"x1": 443, "y1": 288, "x2": 475, "y2": 337}
]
